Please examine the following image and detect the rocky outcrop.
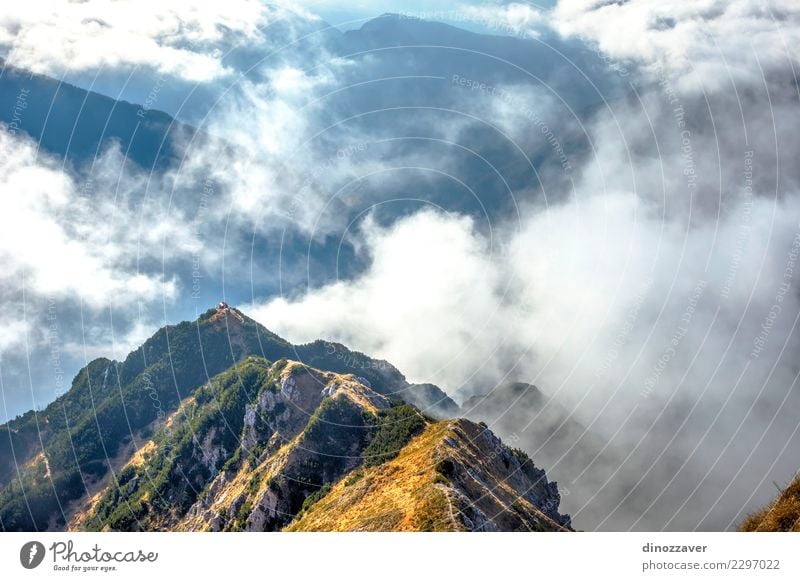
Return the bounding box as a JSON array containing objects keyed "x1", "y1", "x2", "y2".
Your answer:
[{"x1": 181, "y1": 362, "x2": 394, "y2": 531}]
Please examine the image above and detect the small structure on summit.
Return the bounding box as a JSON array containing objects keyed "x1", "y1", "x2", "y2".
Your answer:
[{"x1": 216, "y1": 300, "x2": 244, "y2": 322}]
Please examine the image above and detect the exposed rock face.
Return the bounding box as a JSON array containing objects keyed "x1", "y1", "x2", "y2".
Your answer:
[{"x1": 180, "y1": 362, "x2": 393, "y2": 532}]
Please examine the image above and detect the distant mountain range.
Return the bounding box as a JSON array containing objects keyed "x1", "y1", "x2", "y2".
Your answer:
[
  {"x1": 0, "y1": 12, "x2": 624, "y2": 308},
  {"x1": 0, "y1": 59, "x2": 189, "y2": 170},
  {"x1": 0, "y1": 12, "x2": 621, "y2": 210}
]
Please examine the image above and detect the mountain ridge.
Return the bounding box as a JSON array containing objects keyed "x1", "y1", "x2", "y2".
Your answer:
[
  {"x1": 0, "y1": 58, "x2": 189, "y2": 169},
  {"x1": 0, "y1": 304, "x2": 572, "y2": 532}
]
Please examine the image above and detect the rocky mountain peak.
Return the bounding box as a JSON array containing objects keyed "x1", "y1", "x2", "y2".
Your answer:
[{"x1": 1, "y1": 308, "x2": 573, "y2": 533}]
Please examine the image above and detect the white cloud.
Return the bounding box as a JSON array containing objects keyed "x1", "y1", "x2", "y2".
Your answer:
[
  {"x1": 462, "y1": 3, "x2": 545, "y2": 37},
  {"x1": 0, "y1": 127, "x2": 182, "y2": 309},
  {"x1": 250, "y1": 209, "x2": 514, "y2": 390},
  {"x1": 172, "y1": 59, "x2": 376, "y2": 235},
  {"x1": 0, "y1": 126, "x2": 208, "y2": 415},
  {"x1": 60, "y1": 318, "x2": 159, "y2": 362},
  {"x1": 244, "y1": 189, "x2": 714, "y2": 401},
  {"x1": 0, "y1": 0, "x2": 307, "y2": 81},
  {"x1": 245, "y1": 180, "x2": 800, "y2": 521},
  {"x1": 552, "y1": 0, "x2": 800, "y2": 89},
  {"x1": 0, "y1": 320, "x2": 28, "y2": 354}
]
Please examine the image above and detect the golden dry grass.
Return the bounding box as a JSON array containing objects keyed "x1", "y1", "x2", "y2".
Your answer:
[
  {"x1": 285, "y1": 421, "x2": 458, "y2": 532},
  {"x1": 740, "y1": 474, "x2": 800, "y2": 531}
]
